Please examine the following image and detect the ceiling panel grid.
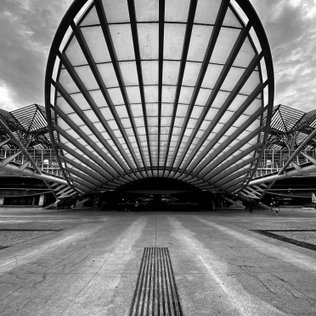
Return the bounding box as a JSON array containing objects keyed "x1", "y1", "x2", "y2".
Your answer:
[{"x1": 45, "y1": 0, "x2": 274, "y2": 194}]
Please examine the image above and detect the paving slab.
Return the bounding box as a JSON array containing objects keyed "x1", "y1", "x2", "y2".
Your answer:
[{"x1": 0, "y1": 207, "x2": 315, "y2": 315}]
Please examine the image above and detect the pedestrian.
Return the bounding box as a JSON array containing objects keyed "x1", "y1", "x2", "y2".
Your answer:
[
  {"x1": 270, "y1": 198, "x2": 279, "y2": 215},
  {"x1": 274, "y1": 199, "x2": 280, "y2": 215}
]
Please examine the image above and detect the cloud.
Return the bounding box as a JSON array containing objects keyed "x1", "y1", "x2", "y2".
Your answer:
[
  {"x1": 0, "y1": 0, "x2": 315, "y2": 113},
  {"x1": 0, "y1": 0, "x2": 72, "y2": 110},
  {"x1": 253, "y1": 0, "x2": 316, "y2": 111}
]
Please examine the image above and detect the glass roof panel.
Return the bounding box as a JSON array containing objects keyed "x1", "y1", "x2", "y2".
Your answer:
[
  {"x1": 138, "y1": 23, "x2": 159, "y2": 60},
  {"x1": 164, "y1": 24, "x2": 186, "y2": 60},
  {"x1": 98, "y1": 63, "x2": 119, "y2": 87},
  {"x1": 102, "y1": 0, "x2": 129, "y2": 23},
  {"x1": 109, "y1": 24, "x2": 135, "y2": 60},
  {"x1": 187, "y1": 25, "x2": 213, "y2": 61},
  {"x1": 142, "y1": 61, "x2": 159, "y2": 85},
  {"x1": 76, "y1": 65, "x2": 99, "y2": 90},
  {"x1": 81, "y1": 26, "x2": 111, "y2": 63},
  {"x1": 194, "y1": 0, "x2": 221, "y2": 25},
  {"x1": 58, "y1": 68, "x2": 79, "y2": 94},
  {"x1": 223, "y1": 6, "x2": 242, "y2": 28},
  {"x1": 163, "y1": 61, "x2": 181, "y2": 85},
  {"x1": 182, "y1": 62, "x2": 201, "y2": 86},
  {"x1": 65, "y1": 36, "x2": 87, "y2": 66},
  {"x1": 135, "y1": 0, "x2": 159, "y2": 22},
  {"x1": 165, "y1": 0, "x2": 190, "y2": 22},
  {"x1": 211, "y1": 28, "x2": 241, "y2": 64},
  {"x1": 144, "y1": 86, "x2": 158, "y2": 103}
]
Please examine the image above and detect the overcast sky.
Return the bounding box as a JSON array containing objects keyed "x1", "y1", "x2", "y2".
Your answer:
[{"x1": 0, "y1": 0, "x2": 315, "y2": 112}]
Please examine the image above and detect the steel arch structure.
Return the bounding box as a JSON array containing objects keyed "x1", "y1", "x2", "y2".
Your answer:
[{"x1": 45, "y1": 0, "x2": 274, "y2": 195}]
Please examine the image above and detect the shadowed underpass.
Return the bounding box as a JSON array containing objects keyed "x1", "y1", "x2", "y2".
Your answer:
[{"x1": 0, "y1": 207, "x2": 316, "y2": 315}]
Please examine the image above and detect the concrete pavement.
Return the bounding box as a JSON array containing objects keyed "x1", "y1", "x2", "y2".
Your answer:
[{"x1": 0, "y1": 207, "x2": 315, "y2": 315}]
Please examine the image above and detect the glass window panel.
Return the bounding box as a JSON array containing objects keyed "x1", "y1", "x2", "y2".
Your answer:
[
  {"x1": 222, "y1": 67, "x2": 244, "y2": 91},
  {"x1": 174, "y1": 117, "x2": 185, "y2": 127},
  {"x1": 76, "y1": 65, "x2": 99, "y2": 90},
  {"x1": 240, "y1": 71, "x2": 260, "y2": 95},
  {"x1": 176, "y1": 104, "x2": 189, "y2": 117},
  {"x1": 71, "y1": 93, "x2": 91, "y2": 111},
  {"x1": 137, "y1": 127, "x2": 146, "y2": 135},
  {"x1": 148, "y1": 117, "x2": 158, "y2": 127},
  {"x1": 223, "y1": 125, "x2": 238, "y2": 137},
  {"x1": 165, "y1": 0, "x2": 190, "y2": 22},
  {"x1": 109, "y1": 24, "x2": 135, "y2": 60},
  {"x1": 161, "y1": 103, "x2": 174, "y2": 116},
  {"x1": 108, "y1": 88, "x2": 124, "y2": 104},
  {"x1": 79, "y1": 5, "x2": 99, "y2": 26},
  {"x1": 196, "y1": 88, "x2": 212, "y2": 105},
  {"x1": 211, "y1": 91, "x2": 230, "y2": 110},
  {"x1": 108, "y1": 120, "x2": 119, "y2": 130},
  {"x1": 83, "y1": 109, "x2": 99, "y2": 123},
  {"x1": 57, "y1": 96, "x2": 73, "y2": 114},
  {"x1": 228, "y1": 94, "x2": 247, "y2": 112},
  {"x1": 98, "y1": 63, "x2": 119, "y2": 87},
  {"x1": 161, "y1": 117, "x2": 172, "y2": 127},
  {"x1": 162, "y1": 86, "x2": 176, "y2": 103},
  {"x1": 90, "y1": 90, "x2": 109, "y2": 109},
  {"x1": 142, "y1": 61, "x2": 158, "y2": 85},
  {"x1": 135, "y1": 0, "x2": 158, "y2": 22},
  {"x1": 115, "y1": 105, "x2": 129, "y2": 118},
  {"x1": 65, "y1": 36, "x2": 87, "y2": 66},
  {"x1": 234, "y1": 114, "x2": 249, "y2": 127},
  {"x1": 191, "y1": 106, "x2": 203, "y2": 119},
  {"x1": 219, "y1": 111, "x2": 234, "y2": 125},
  {"x1": 100, "y1": 106, "x2": 113, "y2": 120},
  {"x1": 144, "y1": 86, "x2": 158, "y2": 103},
  {"x1": 131, "y1": 103, "x2": 143, "y2": 116},
  {"x1": 146, "y1": 103, "x2": 159, "y2": 116},
  {"x1": 200, "y1": 120, "x2": 209, "y2": 131},
  {"x1": 223, "y1": 7, "x2": 242, "y2": 28},
  {"x1": 126, "y1": 86, "x2": 142, "y2": 103},
  {"x1": 163, "y1": 61, "x2": 181, "y2": 85},
  {"x1": 121, "y1": 118, "x2": 132, "y2": 128},
  {"x1": 179, "y1": 87, "x2": 194, "y2": 104},
  {"x1": 211, "y1": 28, "x2": 240, "y2": 64},
  {"x1": 68, "y1": 113, "x2": 84, "y2": 126},
  {"x1": 187, "y1": 25, "x2": 213, "y2": 61},
  {"x1": 134, "y1": 117, "x2": 144, "y2": 126},
  {"x1": 81, "y1": 27, "x2": 111, "y2": 63},
  {"x1": 58, "y1": 68, "x2": 78, "y2": 94},
  {"x1": 194, "y1": 0, "x2": 220, "y2": 24},
  {"x1": 234, "y1": 38, "x2": 256, "y2": 68},
  {"x1": 58, "y1": 119, "x2": 71, "y2": 132},
  {"x1": 201, "y1": 64, "x2": 223, "y2": 89},
  {"x1": 183, "y1": 62, "x2": 201, "y2": 86},
  {"x1": 187, "y1": 118, "x2": 196, "y2": 129},
  {"x1": 102, "y1": 0, "x2": 129, "y2": 23},
  {"x1": 164, "y1": 24, "x2": 186, "y2": 60},
  {"x1": 138, "y1": 23, "x2": 159, "y2": 59},
  {"x1": 244, "y1": 99, "x2": 261, "y2": 116}
]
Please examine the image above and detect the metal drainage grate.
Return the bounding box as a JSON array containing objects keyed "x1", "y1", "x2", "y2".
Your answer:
[{"x1": 129, "y1": 247, "x2": 183, "y2": 316}]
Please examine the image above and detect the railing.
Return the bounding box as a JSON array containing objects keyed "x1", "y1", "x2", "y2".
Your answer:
[
  {"x1": 255, "y1": 149, "x2": 316, "y2": 178},
  {"x1": 0, "y1": 149, "x2": 63, "y2": 177}
]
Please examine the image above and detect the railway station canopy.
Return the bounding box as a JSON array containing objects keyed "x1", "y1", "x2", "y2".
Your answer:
[
  {"x1": 0, "y1": 104, "x2": 52, "y2": 149},
  {"x1": 43, "y1": 0, "x2": 275, "y2": 196}
]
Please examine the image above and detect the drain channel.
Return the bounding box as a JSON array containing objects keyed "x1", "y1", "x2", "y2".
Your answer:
[{"x1": 129, "y1": 247, "x2": 183, "y2": 316}]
